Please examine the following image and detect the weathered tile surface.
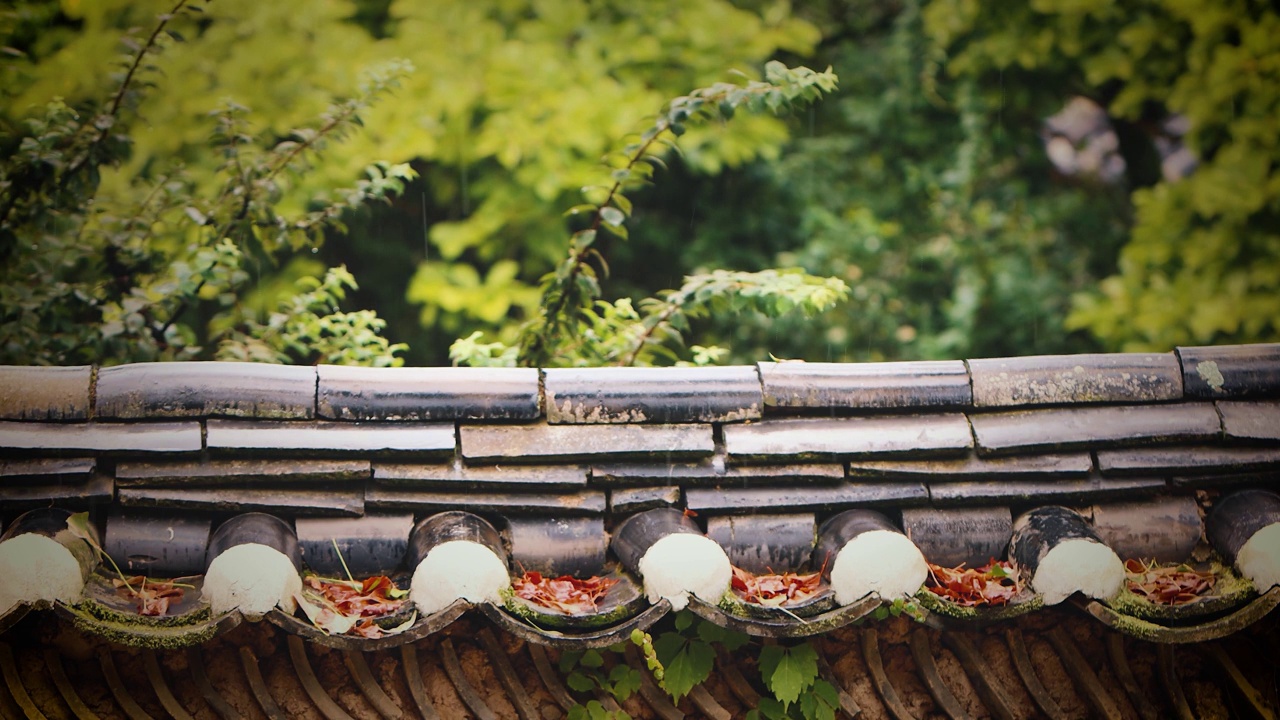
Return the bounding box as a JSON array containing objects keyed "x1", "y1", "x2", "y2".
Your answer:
[
  {"x1": 96, "y1": 362, "x2": 316, "y2": 419},
  {"x1": 206, "y1": 419, "x2": 454, "y2": 455},
  {"x1": 1218, "y1": 400, "x2": 1280, "y2": 442},
  {"x1": 118, "y1": 485, "x2": 364, "y2": 516},
  {"x1": 0, "y1": 472, "x2": 114, "y2": 506},
  {"x1": 684, "y1": 482, "x2": 927, "y2": 514},
  {"x1": 759, "y1": 360, "x2": 971, "y2": 410},
  {"x1": 706, "y1": 514, "x2": 817, "y2": 573},
  {"x1": 723, "y1": 415, "x2": 972, "y2": 460},
  {"x1": 901, "y1": 507, "x2": 1013, "y2": 568},
  {"x1": 609, "y1": 486, "x2": 681, "y2": 514},
  {"x1": 461, "y1": 422, "x2": 713, "y2": 461},
  {"x1": 590, "y1": 461, "x2": 844, "y2": 487},
  {"x1": 1097, "y1": 446, "x2": 1280, "y2": 477},
  {"x1": 968, "y1": 352, "x2": 1182, "y2": 407},
  {"x1": 296, "y1": 514, "x2": 413, "y2": 576},
  {"x1": 366, "y1": 487, "x2": 607, "y2": 515},
  {"x1": 0, "y1": 457, "x2": 96, "y2": 482},
  {"x1": 115, "y1": 459, "x2": 371, "y2": 487},
  {"x1": 0, "y1": 366, "x2": 91, "y2": 421},
  {"x1": 373, "y1": 463, "x2": 588, "y2": 489},
  {"x1": 1179, "y1": 343, "x2": 1280, "y2": 398},
  {"x1": 969, "y1": 404, "x2": 1221, "y2": 455},
  {"x1": 0, "y1": 421, "x2": 202, "y2": 453},
  {"x1": 1171, "y1": 471, "x2": 1280, "y2": 488},
  {"x1": 507, "y1": 517, "x2": 608, "y2": 577},
  {"x1": 545, "y1": 366, "x2": 761, "y2": 424},
  {"x1": 318, "y1": 366, "x2": 539, "y2": 421},
  {"x1": 848, "y1": 451, "x2": 1092, "y2": 480},
  {"x1": 927, "y1": 478, "x2": 1167, "y2": 505}
]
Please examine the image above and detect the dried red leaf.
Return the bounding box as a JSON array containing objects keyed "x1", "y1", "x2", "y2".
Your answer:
[
  {"x1": 113, "y1": 576, "x2": 185, "y2": 617},
  {"x1": 730, "y1": 565, "x2": 824, "y2": 607},
  {"x1": 1124, "y1": 559, "x2": 1217, "y2": 606},
  {"x1": 298, "y1": 575, "x2": 408, "y2": 637},
  {"x1": 925, "y1": 559, "x2": 1021, "y2": 607},
  {"x1": 512, "y1": 571, "x2": 618, "y2": 615}
]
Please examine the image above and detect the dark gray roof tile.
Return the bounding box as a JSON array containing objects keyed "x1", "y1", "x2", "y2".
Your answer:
[
  {"x1": 115, "y1": 459, "x2": 371, "y2": 487},
  {"x1": 927, "y1": 478, "x2": 1167, "y2": 506},
  {"x1": 544, "y1": 366, "x2": 761, "y2": 424},
  {"x1": 685, "y1": 481, "x2": 927, "y2": 514},
  {"x1": 96, "y1": 362, "x2": 316, "y2": 419},
  {"x1": 373, "y1": 463, "x2": 587, "y2": 489},
  {"x1": 1178, "y1": 343, "x2": 1280, "y2": 398},
  {"x1": 460, "y1": 422, "x2": 713, "y2": 461},
  {"x1": 0, "y1": 457, "x2": 96, "y2": 482},
  {"x1": 848, "y1": 451, "x2": 1092, "y2": 480},
  {"x1": 1171, "y1": 471, "x2": 1279, "y2": 488},
  {"x1": 1218, "y1": 400, "x2": 1280, "y2": 442},
  {"x1": 0, "y1": 421, "x2": 202, "y2": 454},
  {"x1": 706, "y1": 514, "x2": 817, "y2": 573},
  {"x1": 206, "y1": 419, "x2": 454, "y2": 456},
  {"x1": 0, "y1": 366, "x2": 91, "y2": 421},
  {"x1": 759, "y1": 360, "x2": 970, "y2": 410},
  {"x1": 118, "y1": 485, "x2": 364, "y2": 516},
  {"x1": 589, "y1": 461, "x2": 844, "y2": 487},
  {"x1": 317, "y1": 366, "x2": 539, "y2": 421},
  {"x1": 968, "y1": 353, "x2": 1181, "y2": 407},
  {"x1": 366, "y1": 487, "x2": 607, "y2": 515},
  {"x1": 0, "y1": 472, "x2": 114, "y2": 507},
  {"x1": 970, "y1": 404, "x2": 1221, "y2": 456},
  {"x1": 1097, "y1": 446, "x2": 1280, "y2": 477},
  {"x1": 609, "y1": 486, "x2": 681, "y2": 514},
  {"x1": 723, "y1": 415, "x2": 973, "y2": 460}
]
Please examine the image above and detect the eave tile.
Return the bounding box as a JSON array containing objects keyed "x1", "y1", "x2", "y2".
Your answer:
[
  {"x1": 848, "y1": 451, "x2": 1093, "y2": 480},
  {"x1": 0, "y1": 472, "x2": 114, "y2": 507},
  {"x1": 589, "y1": 461, "x2": 844, "y2": 487},
  {"x1": 723, "y1": 415, "x2": 973, "y2": 461},
  {"x1": 1218, "y1": 400, "x2": 1280, "y2": 442},
  {"x1": 1178, "y1": 343, "x2": 1280, "y2": 398},
  {"x1": 206, "y1": 419, "x2": 454, "y2": 456},
  {"x1": 759, "y1": 360, "x2": 971, "y2": 410},
  {"x1": 0, "y1": 457, "x2": 96, "y2": 482},
  {"x1": 610, "y1": 486, "x2": 681, "y2": 514},
  {"x1": 1097, "y1": 445, "x2": 1280, "y2": 477},
  {"x1": 968, "y1": 352, "x2": 1181, "y2": 408},
  {"x1": 366, "y1": 487, "x2": 607, "y2": 515},
  {"x1": 969, "y1": 403, "x2": 1221, "y2": 456},
  {"x1": 460, "y1": 422, "x2": 713, "y2": 462},
  {"x1": 928, "y1": 478, "x2": 1167, "y2": 506},
  {"x1": 685, "y1": 481, "x2": 927, "y2": 514},
  {"x1": 544, "y1": 366, "x2": 761, "y2": 424},
  {"x1": 96, "y1": 362, "x2": 316, "y2": 419},
  {"x1": 0, "y1": 365, "x2": 91, "y2": 421},
  {"x1": 115, "y1": 458, "x2": 371, "y2": 487},
  {"x1": 1171, "y1": 471, "x2": 1280, "y2": 488},
  {"x1": 118, "y1": 485, "x2": 365, "y2": 516},
  {"x1": 0, "y1": 421, "x2": 202, "y2": 454},
  {"x1": 373, "y1": 463, "x2": 588, "y2": 490},
  {"x1": 318, "y1": 365, "x2": 539, "y2": 421}
]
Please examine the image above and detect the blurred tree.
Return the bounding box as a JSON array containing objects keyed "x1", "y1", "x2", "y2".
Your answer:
[{"x1": 923, "y1": 0, "x2": 1280, "y2": 351}]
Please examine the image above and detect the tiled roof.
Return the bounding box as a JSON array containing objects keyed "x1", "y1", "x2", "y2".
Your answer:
[{"x1": 0, "y1": 343, "x2": 1278, "y2": 718}]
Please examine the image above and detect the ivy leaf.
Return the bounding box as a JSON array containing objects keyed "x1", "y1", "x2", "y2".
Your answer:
[
  {"x1": 760, "y1": 643, "x2": 819, "y2": 711},
  {"x1": 567, "y1": 672, "x2": 596, "y2": 693},
  {"x1": 608, "y1": 664, "x2": 641, "y2": 701},
  {"x1": 599, "y1": 206, "x2": 626, "y2": 227},
  {"x1": 655, "y1": 635, "x2": 714, "y2": 702},
  {"x1": 580, "y1": 649, "x2": 604, "y2": 668}
]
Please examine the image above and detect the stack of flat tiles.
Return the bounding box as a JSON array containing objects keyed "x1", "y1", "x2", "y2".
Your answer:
[{"x1": 0, "y1": 344, "x2": 1277, "y2": 525}]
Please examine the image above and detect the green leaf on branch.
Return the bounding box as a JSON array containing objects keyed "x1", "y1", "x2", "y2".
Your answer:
[{"x1": 758, "y1": 643, "x2": 820, "y2": 712}]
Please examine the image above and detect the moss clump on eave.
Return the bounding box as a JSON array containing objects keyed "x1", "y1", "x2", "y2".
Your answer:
[
  {"x1": 913, "y1": 587, "x2": 1044, "y2": 622},
  {"x1": 62, "y1": 602, "x2": 227, "y2": 650},
  {"x1": 1103, "y1": 561, "x2": 1256, "y2": 621}
]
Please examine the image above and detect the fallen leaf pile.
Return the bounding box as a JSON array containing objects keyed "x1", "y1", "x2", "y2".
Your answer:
[
  {"x1": 925, "y1": 559, "x2": 1022, "y2": 607},
  {"x1": 113, "y1": 576, "x2": 184, "y2": 616},
  {"x1": 512, "y1": 571, "x2": 618, "y2": 615},
  {"x1": 1125, "y1": 559, "x2": 1217, "y2": 605},
  {"x1": 294, "y1": 575, "x2": 415, "y2": 638},
  {"x1": 730, "y1": 566, "x2": 824, "y2": 606}
]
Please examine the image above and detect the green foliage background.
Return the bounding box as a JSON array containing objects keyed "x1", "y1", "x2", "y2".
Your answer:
[{"x1": 2, "y1": 0, "x2": 1277, "y2": 366}]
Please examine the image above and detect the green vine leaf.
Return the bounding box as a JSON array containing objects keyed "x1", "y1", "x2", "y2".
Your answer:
[{"x1": 758, "y1": 643, "x2": 820, "y2": 712}]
